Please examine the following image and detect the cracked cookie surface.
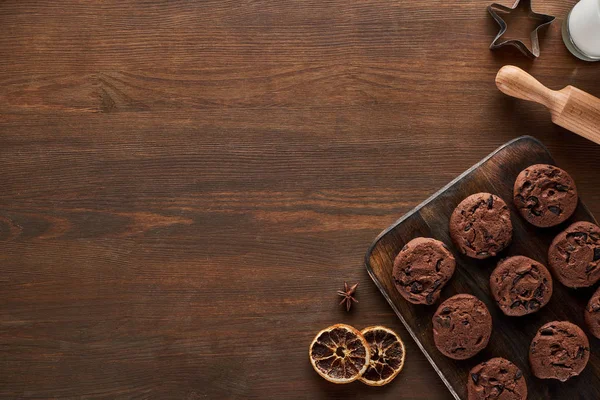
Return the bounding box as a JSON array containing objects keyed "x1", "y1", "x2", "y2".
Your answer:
[
  {"x1": 490, "y1": 256, "x2": 552, "y2": 316},
  {"x1": 432, "y1": 294, "x2": 492, "y2": 360},
  {"x1": 529, "y1": 321, "x2": 589, "y2": 382},
  {"x1": 450, "y1": 193, "x2": 512, "y2": 259},
  {"x1": 513, "y1": 164, "x2": 577, "y2": 228},
  {"x1": 467, "y1": 357, "x2": 527, "y2": 400},
  {"x1": 548, "y1": 221, "x2": 600, "y2": 288},
  {"x1": 392, "y1": 237, "x2": 455, "y2": 305}
]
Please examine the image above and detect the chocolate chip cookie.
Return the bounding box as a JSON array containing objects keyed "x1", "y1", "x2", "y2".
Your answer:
[
  {"x1": 513, "y1": 164, "x2": 578, "y2": 228},
  {"x1": 490, "y1": 256, "x2": 553, "y2": 316},
  {"x1": 548, "y1": 221, "x2": 600, "y2": 288},
  {"x1": 392, "y1": 237, "x2": 456, "y2": 305},
  {"x1": 529, "y1": 321, "x2": 589, "y2": 382},
  {"x1": 467, "y1": 357, "x2": 527, "y2": 400},
  {"x1": 449, "y1": 193, "x2": 513, "y2": 259},
  {"x1": 432, "y1": 294, "x2": 492, "y2": 360},
  {"x1": 585, "y1": 286, "x2": 600, "y2": 339}
]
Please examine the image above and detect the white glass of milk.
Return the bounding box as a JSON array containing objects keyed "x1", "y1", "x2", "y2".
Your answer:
[{"x1": 562, "y1": 0, "x2": 600, "y2": 61}]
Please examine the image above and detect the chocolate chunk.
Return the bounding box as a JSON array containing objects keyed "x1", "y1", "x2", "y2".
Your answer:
[
  {"x1": 576, "y1": 346, "x2": 586, "y2": 359},
  {"x1": 450, "y1": 346, "x2": 466, "y2": 353},
  {"x1": 471, "y1": 373, "x2": 479, "y2": 383},
  {"x1": 548, "y1": 206, "x2": 561, "y2": 215},
  {"x1": 425, "y1": 292, "x2": 435, "y2": 305},
  {"x1": 533, "y1": 284, "x2": 545, "y2": 299},
  {"x1": 515, "y1": 369, "x2": 523, "y2": 379},
  {"x1": 410, "y1": 282, "x2": 423, "y2": 293},
  {"x1": 426, "y1": 280, "x2": 442, "y2": 305},
  {"x1": 571, "y1": 232, "x2": 588, "y2": 241},
  {"x1": 487, "y1": 195, "x2": 494, "y2": 209},
  {"x1": 528, "y1": 196, "x2": 539, "y2": 207},
  {"x1": 586, "y1": 264, "x2": 597, "y2": 273},
  {"x1": 528, "y1": 299, "x2": 541, "y2": 310},
  {"x1": 513, "y1": 273, "x2": 524, "y2": 285},
  {"x1": 594, "y1": 248, "x2": 600, "y2": 262}
]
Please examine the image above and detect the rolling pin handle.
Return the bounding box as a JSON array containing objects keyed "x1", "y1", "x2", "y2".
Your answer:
[{"x1": 495, "y1": 65, "x2": 556, "y2": 111}]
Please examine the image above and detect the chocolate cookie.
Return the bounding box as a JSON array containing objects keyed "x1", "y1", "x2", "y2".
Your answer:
[
  {"x1": 585, "y1": 286, "x2": 600, "y2": 339},
  {"x1": 529, "y1": 321, "x2": 589, "y2": 382},
  {"x1": 513, "y1": 164, "x2": 578, "y2": 228},
  {"x1": 432, "y1": 294, "x2": 492, "y2": 360},
  {"x1": 392, "y1": 237, "x2": 456, "y2": 305},
  {"x1": 449, "y1": 193, "x2": 513, "y2": 259},
  {"x1": 548, "y1": 221, "x2": 600, "y2": 288},
  {"x1": 490, "y1": 256, "x2": 552, "y2": 316},
  {"x1": 467, "y1": 357, "x2": 527, "y2": 400}
]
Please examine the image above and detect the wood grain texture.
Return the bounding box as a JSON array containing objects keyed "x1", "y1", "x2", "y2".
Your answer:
[
  {"x1": 1, "y1": 1, "x2": 600, "y2": 399},
  {"x1": 366, "y1": 137, "x2": 600, "y2": 400}
]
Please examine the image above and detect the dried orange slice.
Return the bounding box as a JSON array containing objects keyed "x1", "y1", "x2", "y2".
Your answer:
[
  {"x1": 309, "y1": 324, "x2": 370, "y2": 384},
  {"x1": 359, "y1": 326, "x2": 406, "y2": 386}
]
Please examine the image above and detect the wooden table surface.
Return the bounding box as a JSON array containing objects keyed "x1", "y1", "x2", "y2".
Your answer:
[{"x1": 1, "y1": 1, "x2": 599, "y2": 399}]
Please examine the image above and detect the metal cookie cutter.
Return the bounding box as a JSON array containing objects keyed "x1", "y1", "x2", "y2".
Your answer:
[{"x1": 488, "y1": 0, "x2": 555, "y2": 58}]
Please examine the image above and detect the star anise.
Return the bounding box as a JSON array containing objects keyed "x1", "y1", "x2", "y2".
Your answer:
[{"x1": 337, "y1": 282, "x2": 359, "y2": 311}]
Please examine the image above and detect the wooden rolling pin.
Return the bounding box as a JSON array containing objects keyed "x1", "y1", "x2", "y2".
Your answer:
[{"x1": 495, "y1": 65, "x2": 600, "y2": 145}]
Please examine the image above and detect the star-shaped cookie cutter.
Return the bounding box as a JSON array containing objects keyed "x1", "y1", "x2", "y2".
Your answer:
[{"x1": 488, "y1": 0, "x2": 555, "y2": 58}]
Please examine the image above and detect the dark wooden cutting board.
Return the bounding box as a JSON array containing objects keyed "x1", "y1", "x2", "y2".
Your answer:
[{"x1": 365, "y1": 136, "x2": 600, "y2": 400}]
